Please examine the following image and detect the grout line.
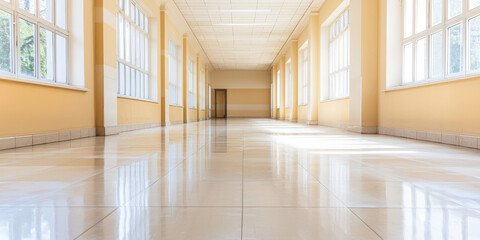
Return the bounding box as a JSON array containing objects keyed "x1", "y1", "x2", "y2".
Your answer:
[
  {"x1": 73, "y1": 207, "x2": 119, "y2": 240},
  {"x1": 348, "y1": 208, "x2": 385, "y2": 240}
]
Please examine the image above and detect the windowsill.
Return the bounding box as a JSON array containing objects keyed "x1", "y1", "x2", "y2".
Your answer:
[
  {"x1": 0, "y1": 75, "x2": 88, "y2": 92},
  {"x1": 298, "y1": 104, "x2": 309, "y2": 107},
  {"x1": 384, "y1": 73, "x2": 480, "y2": 92},
  {"x1": 320, "y1": 96, "x2": 350, "y2": 103},
  {"x1": 189, "y1": 107, "x2": 197, "y2": 110},
  {"x1": 117, "y1": 95, "x2": 158, "y2": 103}
]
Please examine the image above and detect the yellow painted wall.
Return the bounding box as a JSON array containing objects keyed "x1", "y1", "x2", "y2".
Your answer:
[
  {"x1": 188, "y1": 109, "x2": 198, "y2": 122},
  {"x1": 226, "y1": 89, "x2": 271, "y2": 118},
  {"x1": 0, "y1": 0, "x2": 96, "y2": 138},
  {"x1": 117, "y1": 98, "x2": 161, "y2": 126},
  {"x1": 199, "y1": 110, "x2": 206, "y2": 120},
  {"x1": 211, "y1": 70, "x2": 271, "y2": 118},
  {"x1": 297, "y1": 105, "x2": 308, "y2": 123},
  {"x1": 169, "y1": 106, "x2": 183, "y2": 123},
  {"x1": 318, "y1": 99, "x2": 350, "y2": 124}
]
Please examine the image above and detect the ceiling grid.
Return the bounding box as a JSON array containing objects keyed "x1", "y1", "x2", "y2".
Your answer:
[{"x1": 173, "y1": 0, "x2": 313, "y2": 70}]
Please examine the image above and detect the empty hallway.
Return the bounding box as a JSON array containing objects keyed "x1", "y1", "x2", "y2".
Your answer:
[
  {"x1": 1, "y1": 0, "x2": 480, "y2": 238},
  {"x1": 0, "y1": 119, "x2": 479, "y2": 239}
]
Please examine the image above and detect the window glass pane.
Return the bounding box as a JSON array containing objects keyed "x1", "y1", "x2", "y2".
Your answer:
[
  {"x1": 432, "y1": 0, "x2": 443, "y2": 26},
  {"x1": 403, "y1": 43, "x2": 413, "y2": 83},
  {"x1": 56, "y1": 34, "x2": 67, "y2": 83},
  {"x1": 448, "y1": 0, "x2": 462, "y2": 19},
  {"x1": 119, "y1": 0, "x2": 124, "y2": 11},
  {"x1": 118, "y1": 16, "x2": 124, "y2": 59},
  {"x1": 131, "y1": 68, "x2": 136, "y2": 97},
  {"x1": 145, "y1": 75, "x2": 149, "y2": 99},
  {"x1": 169, "y1": 85, "x2": 176, "y2": 104},
  {"x1": 0, "y1": 9, "x2": 12, "y2": 73},
  {"x1": 40, "y1": 0, "x2": 53, "y2": 22},
  {"x1": 131, "y1": 24, "x2": 135, "y2": 65},
  {"x1": 136, "y1": 70, "x2": 140, "y2": 97},
  {"x1": 472, "y1": 0, "x2": 480, "y2": 9},
  {"x1": 19, "y1": 0, "x2": 36, "y2": 15},
  {"x1": 448, "y1": 24, "x2": 463, "y2": 74},
  {"x1": 404, "y1": 0, "x2": 413, "y2": 38},
  {"x1": 125, "y1": 22, "x2": 130, "y2": 62},
  {"x1": 39, "y1": 28, "x2": 54, "y2": 81},
  {"x1": 416, "y1": 38, "x2": 426, "y2": 81},
  {"x1": 125, "y1": 66, "x2": 131, "y2": 95},
  {"x1": 19, "y1": 18, "x2": 36, "y2": 77},
  {"x1": 416, "y1": 0, "x2": 426, "y2": 33},
  {"x1": 469, "y1": 16, "x2": 480, "y2": 71},
  {"x1": 56, "y1": 0, "x2": 66, "y2": 29},
  {"x1": 430, "y1": 31, "x2": 443, "y2": 78},
  {"x1": 119, "y1": 63, "x2": 125, "y2": 95}
]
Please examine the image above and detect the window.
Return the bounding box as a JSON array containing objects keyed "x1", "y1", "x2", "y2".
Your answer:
[
  {"x1": 298, "y1": 42, "x2": 309, "y2": 105},
  {"x1": 188, "y1": 59, "x2": 196, "y2": 109},
  {"x1": 0, "y1": 0, "x2": 68, "y2": 84},
  {"x1": 200, "y1": 69, "x2": 205, "y2": 110},
  {"x1": 168, "y1": 40, "x2": 182, "y2": 106},
  {"x1": 285, "y1": 59, "x2": 292, "y2": 108},
  {"x1": 328, "y1": 9, "x2": 350, "y2": 99},
  {"x1": 117, "y1": 0, "x2": 149, "y2": 99},
  {"x1": 276, "y1": 70, "x2": 280, "y2": 108},
  {"x1": 402, "y1": 0, "x2": 480, "y2": 85}
]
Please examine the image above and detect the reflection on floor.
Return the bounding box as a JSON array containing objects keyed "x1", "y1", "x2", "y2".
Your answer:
[{"x1": 0, "y1": 119, "x2": 479, "y2": 239}]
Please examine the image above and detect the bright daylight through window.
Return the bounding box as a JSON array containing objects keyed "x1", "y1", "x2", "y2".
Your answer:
[
  {"x1": 0, "y1": 0, "x2": 68, "y2": 84},
  {"x1": 403, "y1": 0, "x2": 480, "y2": 85},
  {"x1": 117, "y1": 0, "x2": 150, "y2": 99}
]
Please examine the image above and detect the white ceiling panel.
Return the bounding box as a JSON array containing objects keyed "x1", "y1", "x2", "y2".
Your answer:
[{"x1": 173, "y1": 0, "x2": 313, "y2": 70}]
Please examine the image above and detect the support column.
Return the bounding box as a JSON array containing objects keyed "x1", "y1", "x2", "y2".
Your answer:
[
  {"x1": 205, "y1": 65, "x2": 209, "y2": 120},
  {"x1": 348, "y1": 0, "x2": 379, "y2": 133},
  {"x1": 291, "y1": 40, "x2": 299, "y2": 122},
  {"x1": 272, "y1": 66, "x2": 277, "y2": 119},
  {"x1": 182, "y1": 36, "x2": 189, "y2": 123},
  {"x1": 160, "y1": 9, "x2": 169, "y2": 126},
  {"x1": 94, "y1": 0, "x2": 118, "y2": 135},
  {"x1": 280, "y1": 56, "x2": 286, "y2": 120},
  {"x1": 308, "y1": 13, "x2": 319, "y2": 125},
  {"x1": 196, "y1": 55, "x2": 201, "y2": 121}
]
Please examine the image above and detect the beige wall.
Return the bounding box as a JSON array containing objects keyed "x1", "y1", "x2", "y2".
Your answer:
[{"x1": 211, "y1": 70, "x2": 271, "y2": 118}]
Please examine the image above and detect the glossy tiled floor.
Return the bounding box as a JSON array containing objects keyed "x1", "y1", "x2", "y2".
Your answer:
[{"x1": 1, "y1": 119, "x2": 480, "y2": 239}]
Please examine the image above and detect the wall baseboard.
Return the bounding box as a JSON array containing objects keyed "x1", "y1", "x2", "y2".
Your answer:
[
  {"x1": 306, "y1": 120, "x2": 318, "y2": 125},
  {"x1": 378, "y1": 127, "x2": 480, "y2": 150},
  {"x1": 0, "y1": 128, "x2": 96, "y2": 150}
]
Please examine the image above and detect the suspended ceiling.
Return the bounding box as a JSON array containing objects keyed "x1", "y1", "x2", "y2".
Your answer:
[{"x1": 172, "y1": 0, "x2": 314, "y2": 70}]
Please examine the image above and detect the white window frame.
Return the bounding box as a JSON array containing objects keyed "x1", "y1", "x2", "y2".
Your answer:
[
  {"x1": 0, "y1": 0, "x2": 69, "y2": 84},
  {"x1": 285, "y1": 59, "x2": 292, "y2": 108},
  {"x1": 168, "y1": 39, "x2": 182, "y2": 106},
  {"x1": 298, "y1": 41, "x2": 309, "y2": 105},
  {"x1": 402, "y1": 0, "x2": 480, "y2": 86},
  {"x1": 117, "y1": 0, "x2": 150, "y2": 100},
  {"x1": 328, "y1": 8, "x2": 350, "y2": 100},
  {"x1": 276, "y1": 70, "x2": 280, "y2": 108},
  {"x1": 188, "y1": 58, "x2": 196, "y2": 109},
  {"x1": 200, "y1": 69, "x2": 205, "y2": 110}
]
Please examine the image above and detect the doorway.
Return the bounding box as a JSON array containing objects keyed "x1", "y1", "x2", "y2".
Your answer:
[{"x1": 215, "y1": 89, "x2": 227, "y2": 118}]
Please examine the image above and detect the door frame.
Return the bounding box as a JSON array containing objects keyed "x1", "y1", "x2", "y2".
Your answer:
[{"x1": 215, "y1": 89, "x2": 227, "y2": 118}]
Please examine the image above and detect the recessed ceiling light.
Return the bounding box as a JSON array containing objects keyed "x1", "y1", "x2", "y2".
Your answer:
[
  {"x1": 209, "y1": 9, "x2": 272, "y2": 13},
  {"x1": 213, "y1": 23, "x2": 273, "y2": 26}
]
